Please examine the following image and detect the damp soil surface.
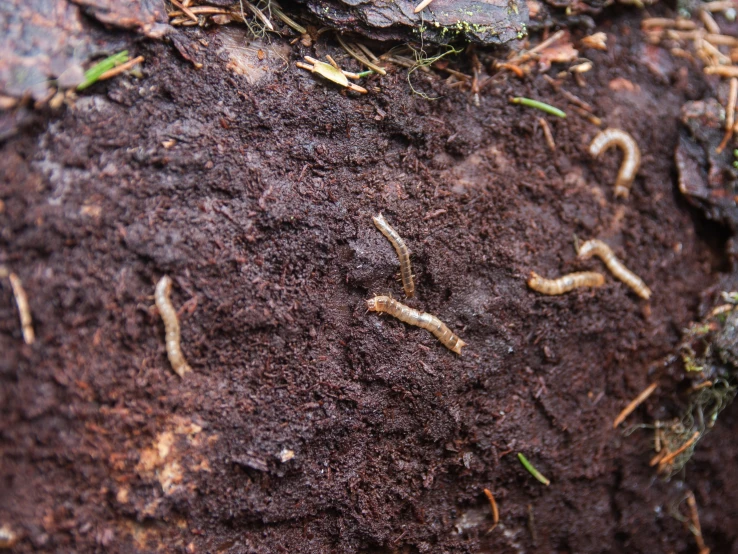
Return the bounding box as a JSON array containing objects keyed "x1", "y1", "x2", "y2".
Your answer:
[{"x1": 2, "y1": 8, "x2": 738, "y2": 554}]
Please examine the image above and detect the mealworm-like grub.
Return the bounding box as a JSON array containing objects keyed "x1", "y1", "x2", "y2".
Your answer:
[
  {"x1": 577, "y1": 239, "x2": 652, "y2": 299},
  {"x1": 372, "y1": 214, "x2": 415, "y2": 298},
  {"x1": 155, "y1": 276, "x2": 192, "y2": 378},
  {"x1": 527, "y1": 271, "x2": 605, "y2": 295},
  {"x1": 366, "y1": 295, "x2": 466, "y2": 354},
  {"x1": 7, "y1": 271, "x2": 34, "y2": 345},
  {"x1": 588, "y1": 128, "x2": 641, "y2": 198}
]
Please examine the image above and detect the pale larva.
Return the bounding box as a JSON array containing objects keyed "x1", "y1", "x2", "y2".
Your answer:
[
  {"x1": 373, "y1": 214, "x2": 415, "y2": 298},
  {"x1": 7, "y1": 272, "x2": 34, "y2": 345},
  {"x1": 527, "y1": 271, "x2": 605, "y2": 295},
  {"x1": 577, "y1": 239, "x2": 651, "y2": 299},
  {"x1": 589, "y1": 128, "x2": 641, "y2": 199},
  {"x1": 366, "y1": 295, "x2": 466, "y2": 354},
  {"x1": 155, "y1": 276, "x2": 192, "y2": 377}
]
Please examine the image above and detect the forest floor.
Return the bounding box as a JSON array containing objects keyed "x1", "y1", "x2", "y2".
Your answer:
[{"x1": 1, "y1": 4, "x2": 737, "y2": 553}]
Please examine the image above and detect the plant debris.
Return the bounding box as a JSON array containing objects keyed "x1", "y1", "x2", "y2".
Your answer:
[{"x1": 517, "y1": 453, "x2": 550, "y2": 486}]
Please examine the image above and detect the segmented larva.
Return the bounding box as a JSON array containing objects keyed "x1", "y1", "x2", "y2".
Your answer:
[
  {"x1": 7, "y1": 272, "x2": 34, "y2": 345},
  {"x1": 155, "y1": 276, "x2": 192, "y2": 377},
  {"x1": 527, "y1": 271, "x2": 605, "y2": 295},
  {"x1": 366, "y1": 295, "x2": 466, "y2": 354},
  {"x1": 577, "y1": 239, "x2": 652, "y2": 299},
  {"x1": 589, "y1": 128, "x2": 641, "y2": 199},
  {"x1": 372, "y1": 214, "x2": 415, "y2": 298}
]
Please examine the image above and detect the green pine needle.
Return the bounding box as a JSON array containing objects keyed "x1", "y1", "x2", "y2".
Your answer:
[
  {"x1": 510, "y1": 97, "x2": 567, "y2": 118},
  {"x1": 518, "y1": 453, "x2": 550, "y2": 486},
  {"x1": 77, "y1": 51, "x2": 129, "y2": 91}
]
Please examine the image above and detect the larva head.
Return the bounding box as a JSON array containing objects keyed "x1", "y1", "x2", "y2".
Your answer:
[
  {"x1": 366, "y1": 297, "x2": 379, "y2": 312},
  {"x1": 156, "y1": 275, "x2": 173, "y2": 298}
]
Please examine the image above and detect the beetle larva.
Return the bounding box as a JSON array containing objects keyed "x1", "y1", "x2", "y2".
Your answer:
[
  {"x1": 366, "y1": 295, "x2": 466, "y2": 354},
  {"x1": 527, "y1": 271, "x2": 605, "y2": 295},
  {"x1": 155, "y1": 276, "x2": 192, "y2": 377},
  {"x1": 577, "y1": 239, "x2": 652, "y2": 299},
  {"x1": 588, "y1": 128, "x2": 641, "y2": 199},
  {"x1": 7, "y1": 272, "x2": 34, "y2": 345},
  {"x1": 372, "y1": 214, "x2": 415, "y2": 298}
]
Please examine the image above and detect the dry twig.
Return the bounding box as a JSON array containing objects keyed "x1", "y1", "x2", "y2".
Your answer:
[
  {"x1": 658, "y1": 430, "x2": 700, "y2": 468},
  {"x1": 170, "y1": 0, "x2": 198, "y2": 22},
  {"x1": 414, "y1": 0, "x2": 435, "y2": 13},
  {"x1": 539, "y1": 117, "x2": 556, "y2": 151},
  {"x1": 613, "y1": 382, "x2": 658, "y2": 428},
  {"x1": 483, "y1": 489, "x2": 500, "y2": 533},
  {"x1": 336, "y1": 34, "x2": 386, "y2": 75},
  {"x1": 717, "y1": 77, "x2": 737, "y2": 152},
  {"x1": 98, "y1": 56, "x2": 144, "y2": 81},
  {"x1": 686, "y1": 491, "x2": 710, "y2": 554}
]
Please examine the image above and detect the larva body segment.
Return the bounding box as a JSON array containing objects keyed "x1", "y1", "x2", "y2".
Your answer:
[
  {"x1": 589, "y1": 128, "x2": 641, "y2": 198},
  {"x1": 577, "y1": 239, "x2": 652, "y2": 299},
  {"x1": 155, "y1": 276, "x2": 192, "y2": 377},
  {"x1": 527, "y1": 271, "x2": 605, "y2": 295},
  {"x1": 372, "y1": 214, "x2": 415, "y2": 298},
  {"x1": 366, "y1": 295, "x2": 466, "y2": 354}
]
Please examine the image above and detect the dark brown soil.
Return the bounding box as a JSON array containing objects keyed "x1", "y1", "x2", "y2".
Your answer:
[{"x1": 1, "y1": 9, "x2": 737, "y2": 553}]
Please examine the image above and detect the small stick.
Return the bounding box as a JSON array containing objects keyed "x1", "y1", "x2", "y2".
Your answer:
[
  {"x1": 336, "y1": 34, "x2": 386, "y2": 75},
  {"x1": 510, "y1": 97, "x2": 566, "y2": 118},
  {"x1": 242, "y1": 0, "x2": 274, "y2": 31},
  {"x1": 497, "y1": 63, "x2": 525, "y2": 77},
  {"x1": 170, "y1": 0, "x2": 198, "y2": 22},
  {"x1": 169, "y1": 7, "x2": 230, "y2": 16},
  {"x1": 8, "y1": 272, "x2": 34, "y2": 345},
  {"x1": 483, "y1": 489, "x2": 499, "y2": 533},
  {"x1": 539, "y1": 117, "x2": 556, "y2": 151},
  {"x1": 414, "y1": 0, "x2": 435, "y2": 13},
  {"x1": 384, "y1": 54, "x2": 430, "y2": 71},
  {"x1": 686, "y1": 491, "x2": 710, "y2": 554},
  {"x1": 517, "y1": 453, "x2": 550, "y2": 486},
  {"x1": 527, "y1": 504, "x2": 537, "y2": 546},
  {"x1": 271, "y1": 5, "x2": 306, "y2": 34},
  {"x1": 690, "y1": 380, "x2": 714, "y2": 392},
  {"x1": 575, "y1": 108, "x2": 603, "y2": 127},
  {"x1": 436, "y1": 66, "x2": 472, "y2": 81},
  {"x1": 658, "y1": 431, "x2": 700, "y2": 468},
  {"x1": 542, "y1": 75, "x2": 595, "y2": 112},
  {"x1": 613, "y1": 382, "x2": 658, "y2": 428},
  {"x1": 649, "y1": 449, "x2": 667, "y2": 466},
  {"x1": 98, "y1": 56, "x2": 144, "y2": 81},
  {"x1": 354, "y1": 42, "x2": 380, "y2": 63},
  {"x1": 509, "y1": 30, "x2": 566, "y2": 65},
  {"x1": 717, "y1": 77, "x2": 738, "y2": 153}
]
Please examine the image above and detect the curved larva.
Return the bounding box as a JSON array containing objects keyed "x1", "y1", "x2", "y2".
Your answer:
[
  {"x1": 7, "y1": 272, "x2": 34, "y2": 345},
  {"x1": 366, "y1": 295, "x2": 466, "y2": 354},
  {"x1": 155, "y1": 276, "x2": 192, "y2": 377},
  {"x1": 589, "y1": 128, "x2": 641, "y2": 199},
  {"x1": 372, "y1": 214, "x2": 415, "y2": 298},
  {"x1": 527, "y1": 271, "x2": 605, "y2": 295},
  {"x1": 577, "y1": 239, "x2": 652, "y2": 299}
]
